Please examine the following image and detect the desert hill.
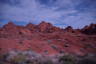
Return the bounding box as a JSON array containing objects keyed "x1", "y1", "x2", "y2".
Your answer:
[{"x1": 0, "y1": 21, "x2": 96, "y2": 56}]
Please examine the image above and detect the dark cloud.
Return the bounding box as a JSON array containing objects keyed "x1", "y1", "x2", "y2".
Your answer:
[
  {"x1": 37, "y1": 0, "x2": 57, "y2": 5},
  {"x1": 0, "y1": 0, "x2": 21, "y2": 6},
  {"x1": 75, "y1": 0, "x2": 96, "y2": 12}
]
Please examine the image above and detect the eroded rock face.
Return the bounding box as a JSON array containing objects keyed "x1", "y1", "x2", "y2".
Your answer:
[
  {"x1": 65, "y1": 26, "x2": 74, "y2": 32},
  {"x1": 38, "y1": 21, "x2": 61, "y2": 33},
  {"x1": 3, "y1": 22, "x2": 16, "y2": 29},
  {"x1": 0, "y1": 21, "x2": 96, "y2": 56}
]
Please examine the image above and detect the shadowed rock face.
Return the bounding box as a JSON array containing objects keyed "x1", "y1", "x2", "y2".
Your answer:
[
  {"x1": 81, "y1": 24, "x2": 96, "y2": 35},
  {"x1": 0, "y1": 21, "x2": 96, "y2": 56}
]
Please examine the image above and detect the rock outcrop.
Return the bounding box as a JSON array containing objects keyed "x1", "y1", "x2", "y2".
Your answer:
[
  {"x1": 0, "y1": 21, "x2": 96, "y2": 56},
  {"x1": 81, "y1": 24, "x2": 96, "y2": 35}
]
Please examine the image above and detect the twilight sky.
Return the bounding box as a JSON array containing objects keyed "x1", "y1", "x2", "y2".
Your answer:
[{"x1": 0, "y1": 0, "x2": 96, "y2": 28}]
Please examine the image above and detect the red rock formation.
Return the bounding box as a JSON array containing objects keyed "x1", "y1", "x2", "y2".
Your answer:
[
  {"x1": 65, "y1": 26, "x2": 74, "y2": 32},
  {"x1": 0, "y1": 22, "x2": 96, "y2": 56},
  {"x1": 38, "y1": 21, "x2": 53, "y2": 32},
  {"x1": 38, "y1": 21, "x2": 61, "y2": 33},
  {"x1": 26, "y1": 23, "x2": 38, "y2": 32},
  {"x1": 3, "y1": 21, "x2": 16, "y2": 29}
]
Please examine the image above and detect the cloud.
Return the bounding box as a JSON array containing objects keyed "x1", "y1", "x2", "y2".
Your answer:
[{"x1": 0, "y1": 0, "x2": 96, "y2": 28}]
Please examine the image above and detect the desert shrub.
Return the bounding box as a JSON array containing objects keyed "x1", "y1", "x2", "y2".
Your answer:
[
  {"x1": 43, "y1": 60, "x2": 53, "y2": 64},
  {"x1": 38, "y1": 57, "x2": 53, "y2": 64},
  {"x1": 77, "y1": 53, "x2": 96, "y2": 64},
  {"x1": 78, "y1": 58, "x2": 96, "y2": 64},
  {"x1": 59, "y1": 54, "x2": 76, "y2": 64},
  {"x1": 4, "y1": 50, "x2": 42, "y2": 64},
  {"x1": 10, "y1": 53, "x2": 26, "y2": 64},
  {"x1": 40, "y1": 59, "x2": 53, "y2": 64},
  {"x1": 0, "y1": 53, "x2": 11, "y2": 64},
  {"x1": 0, "y1": 54, "x2": 4, "y2": 64}
]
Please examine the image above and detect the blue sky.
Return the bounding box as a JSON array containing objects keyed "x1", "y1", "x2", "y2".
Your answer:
[{"x1": 0, "y1": 0, "x2": 96, "y2": 28}]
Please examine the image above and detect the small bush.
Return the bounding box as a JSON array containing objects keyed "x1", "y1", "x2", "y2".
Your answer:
[
  {"x1": 10, "y1": 53, "x2": 26, "y2": 64},
  {"x1": 59, "y1": 54, "x2": 76, "y2": 64}
]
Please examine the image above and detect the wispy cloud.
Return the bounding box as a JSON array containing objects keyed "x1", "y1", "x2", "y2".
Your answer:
[{"x1": 0, "y1": 0, "x2": 96, "y2": 28}]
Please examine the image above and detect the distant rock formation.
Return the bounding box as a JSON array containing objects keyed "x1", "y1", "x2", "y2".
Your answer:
[
  {"x1": 65, "y1": 26, "x2": 74, "y2": 32},
  {"x1": 3, "y1": 21, "x2": 17, "y2": 30},
  {"x1": 38, "y1": 21, "x2": 61, "y2": 33},
  {"x1": 81, "y1": 24, "x2": 96, "y2": 35}
]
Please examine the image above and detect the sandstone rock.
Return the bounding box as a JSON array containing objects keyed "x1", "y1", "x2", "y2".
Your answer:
[
  {"x1": 0, "y1": 21, "x2": 96, "y2": 56},
  {"x1": 65, "y1": 26, "x2": 74, "y2": 32},
  {"x1": 81, "y1": 24, "x2": 96, "y2": 35},
  {"x1": 38, "y1": 21, "x2": 53, "y2": 32},
  {"x1": 3, "y1": 21, "x2": 16, "y2": 29},
  {"x1": 26, "y1": 23, "x2": 37, "y2": 31},
  {"x1": 38, "y1": 21, "x2": 61, "y2": 33}
]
